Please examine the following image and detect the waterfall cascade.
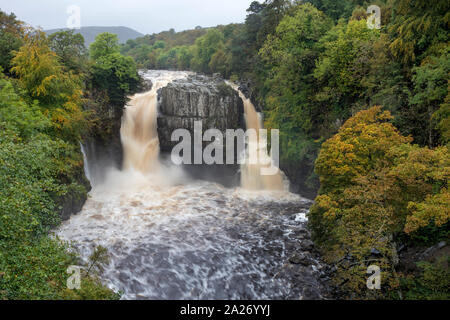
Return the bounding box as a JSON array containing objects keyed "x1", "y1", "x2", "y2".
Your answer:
[
  {"x1": 121, "y1": 72, "x2": 189, "y2": 174},
  {"x1": 232, "y1": 86, "x2": 286, "y2": 191},
  {"x1": 57, "y1": 71, "x2": 326, "y2": 300},
  {"x1": 120, "y1": 73, "x2": 286, "y2": 191}
]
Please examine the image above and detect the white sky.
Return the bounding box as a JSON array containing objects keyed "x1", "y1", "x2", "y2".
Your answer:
[{"x1": 0, "y1": 0, "x2": 255, "y2": 34}]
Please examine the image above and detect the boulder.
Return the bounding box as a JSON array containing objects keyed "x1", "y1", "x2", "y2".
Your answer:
[
  {"x1": 157, "y1": 74, "x2": 245, "y2": 187},
  {"x1": 157, "y1": 74, "x2": 244, "y2": 153}
]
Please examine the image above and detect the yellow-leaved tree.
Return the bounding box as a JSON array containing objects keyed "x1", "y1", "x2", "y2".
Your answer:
[
  {"x1": 11, "y1": 30, "x2": 87, "y2": 141},
  {"x1": 310, "y1": 106, "x2": 449, "y2": 298}
]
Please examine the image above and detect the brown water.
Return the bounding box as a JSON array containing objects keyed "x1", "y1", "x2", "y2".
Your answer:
[
  {"x1": 121, "y1": 72, "x2": 189, "y2": 173},
  {"x1": 56, "y1": 71, "x2": 324, "y2": 300},
  {"x1": 231, "y1": 85, "x2": 286, "y2": 191}
]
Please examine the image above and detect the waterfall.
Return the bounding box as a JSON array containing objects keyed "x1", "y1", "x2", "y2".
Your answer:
[
  {"x1": 120, "y1": 73, "x2": 286, "y2": 191},
  {"x1": 231, "y1": 86, "x2": 286, "y2": 191},
  {"x1": 120, "y1": 72, "x2": 186, "y2": 174},
  {"x1": 80, "y1": 142, "x2": 91, "y2": 183},
  {"x1": 57, "y1": 72, "x2": 325, "y2": 300}
]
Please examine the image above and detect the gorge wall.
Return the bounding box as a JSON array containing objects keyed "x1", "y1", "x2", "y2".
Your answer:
[
  {"x1": 82, "y1": 71, "x2": 315, "y2": 197},
  {"x1": 157, "y1": 73, "x2": 245, "y2": 187}
]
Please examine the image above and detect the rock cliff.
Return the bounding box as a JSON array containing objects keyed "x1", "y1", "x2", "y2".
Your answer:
[
  {"x1": 157, "y1": 74, "x2": 245, "y2": 186},
  {"x1": 157, "y1": 74, "x2": 244, "y2": 152}
]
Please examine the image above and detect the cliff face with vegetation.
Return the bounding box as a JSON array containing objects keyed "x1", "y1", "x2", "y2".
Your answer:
[
  {"x1": 0, "y1": 11, "x2": 141, "y2": 299},
  {"x1": 121, "y1": 0, "x2": 449, "y2": 299},
  {"x1": 158, "y1": 74, "x2": 244, "y2": 186}
]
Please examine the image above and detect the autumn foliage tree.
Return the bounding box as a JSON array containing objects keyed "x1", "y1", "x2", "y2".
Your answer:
[
  {"x1": 11, "y1": 30, "x2": 87, "y2": 141},
  {"x1": 310, "y1": 106, "x2": 449, "y2": 298}
]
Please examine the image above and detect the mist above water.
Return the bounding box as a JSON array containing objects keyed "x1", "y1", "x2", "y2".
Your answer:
[{"x1": 57, "y1": 70, "x2": 320, "y2": 300}]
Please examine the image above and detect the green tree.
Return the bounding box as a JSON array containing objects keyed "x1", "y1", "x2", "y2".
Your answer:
[
  {"x1": 409, "y1": 48, "x2": 450, "y2": 147},
  {"x1": 176, "y1": 45, "x2": 194, "y2": 70},
  {"x1": 0, "y1": 78, "x2": 117, "y2": 300},
  {"x1": 260, "y1": 3, "x2": 333, "y2": 164},
  {"x1": 11, "y1": 30, "x2": 87, "y2": 141},
  {"x1": 310, "y1": 106, "x2": 449, "y2": 298},
  {"x1": 89, "y1": 32, "x2": 140, "y2": 107},
  {"x1": 0, "y1": 10, "x2": 23, "y2": 74},
  {"x1": 90, "y1": 53, "x2": 139, "y2": 107},
  {"x1": 49, "y1": 30, "x2": 87, "y2": 74},
  {"x1": 314, "y1": 19, "x2": 380, "y2": 124},
  {"x1": 389, "y1": 0, "x2": 449, "y2": 65},
  {"x1": 89, "y1": 32, "x2": 120, "y2": 60},
  {"x1": 304, "y1": 0, "x2": 359, "y2": 21},
  {"x1": 191, "y1": 29, "x2": 225, "y2": 73}
]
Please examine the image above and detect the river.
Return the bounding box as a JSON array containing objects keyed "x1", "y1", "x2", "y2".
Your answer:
[{"x1": 57, "y1": 70, "x2": 329, "y2": 300}]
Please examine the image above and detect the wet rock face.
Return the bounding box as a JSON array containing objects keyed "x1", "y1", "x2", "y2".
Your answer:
[
  {"x1": 237, "y1": 80, "x2": 264, "y2": 113},
  {"x1": 157, "y1": 74, "x2": 245, "y2": 187},
  {"x1": 157, "y1": 74, "x2": 245, "y2": 154},
  {"x1": 58, "y1": 172, "x2": 90, "y2": 221}
]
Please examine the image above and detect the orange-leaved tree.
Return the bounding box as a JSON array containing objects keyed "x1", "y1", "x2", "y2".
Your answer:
[{"x1": 310, "y1": 106, "x2": 449, "y2": 298}]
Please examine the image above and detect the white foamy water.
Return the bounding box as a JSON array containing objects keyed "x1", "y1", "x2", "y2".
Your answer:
[
  {"x1": 228, "y1": 82, "x2": 287, "y2": 191},
  {"x1": 57, "y1": 71, "x2": 324, "y2": 300}
]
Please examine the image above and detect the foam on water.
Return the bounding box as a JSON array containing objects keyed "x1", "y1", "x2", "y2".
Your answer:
[
  {"x1": 57, "y1": 173, "x2": 314, "y2": 299},
  {"x1": 57, "y1": 71, "x2": 322, "y2": 299}
]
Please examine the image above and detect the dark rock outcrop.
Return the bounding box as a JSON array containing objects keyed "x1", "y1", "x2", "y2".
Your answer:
[
  {"x1": 157, "y1": 74, "x2": 244, "y2": 152},
  {"x1": 58, "y1": 180, "x2": 90, "y2": 221},
  {"x1": 79, "y1": 73, "x2": 153, "y2": 188},
  {"x1": 157, "y1": 74, "x2": 245, "y2": 187},
  {"x1": 138, "y1": 71, "x2": 153, "y2": 93},
  {"x1": 237, "y1": 80, "x2": 263, "y2": 112},
  {"x1": 58, "y1": 154, "x2": 91, "y2": 221}
]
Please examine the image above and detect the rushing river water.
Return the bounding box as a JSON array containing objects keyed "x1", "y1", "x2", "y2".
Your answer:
[{"x1": 57, "y1": 71, "x2": 328, "y2": 300}]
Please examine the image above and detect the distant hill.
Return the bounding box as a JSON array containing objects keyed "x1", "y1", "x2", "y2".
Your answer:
[{"x1": 45, "y1": 26, "x2": 144, "y2": 47}]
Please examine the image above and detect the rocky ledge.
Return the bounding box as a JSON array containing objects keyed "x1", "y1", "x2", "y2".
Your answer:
[{"x1": 157, "y1": 74, "x2": 245, "y2": 186}]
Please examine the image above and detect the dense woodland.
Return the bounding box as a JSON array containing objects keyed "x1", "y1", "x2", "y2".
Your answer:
[
  {"x1": 0, "y1": 10, "x2": 141, "y2": 299},
  {"x1": 0, "y1": 0, "x2": 449, "y2": 299},
  {"x1": 122, "y1": 0, "x2": 449, "y2": 298}
]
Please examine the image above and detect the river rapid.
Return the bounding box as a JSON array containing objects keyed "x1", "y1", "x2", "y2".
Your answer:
[{"x1": 56, "y1": 70, "x2": 330, "y2": 300}]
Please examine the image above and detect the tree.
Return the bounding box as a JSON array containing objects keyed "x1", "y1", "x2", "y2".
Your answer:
[
  {"x1": 209, "y1": 48, "x2": 230, "y2": 77},
  {"x1": 310, "y1": 106, "x2": 449, "y2": 297},
  {"x1": 389, "y1": 0, "x2": 449, "y2": 65},
  {"x1": 191, "y1": 29, "x2": 225, "y2": 73},
  {"x1": 176, "y1": 45, "x2": 194, "y2": 70},
  {"x1": 260, "y1": 3, "x2": 333, "y2": 164},
  {"x1": 89, "y1": 32, "x2": 140, "y2": 107},
  {"x1": 89, "y1": 32, "x2": 120, "y2": 60},
  {"x1": 0, "y1": 10, "x2": 23, "y2": 74},
  {"x1": 11, "y1": 30, "x2": 87, "y2": 141},
  {"x1": 409, "y1": 48, "x2": 450, "y2": 147},
  {"x1": 48, "y1": 30, "x2": 87, "y2": 74},
  {"x1": 0, "y1": 78, "x2": 117, "y2": 300},
  {"x1": 90, "y1": 52, "x2": 139, "y2": 107},
  {"x1": 245, "y1": 1, "x2": 265, "y2": 52},
  {"x1": 304, "y1": 0, "x2": 357, "y2": 21},
  {"x1": 313, "y1": 19, "x2": 380, "y2": 124}
]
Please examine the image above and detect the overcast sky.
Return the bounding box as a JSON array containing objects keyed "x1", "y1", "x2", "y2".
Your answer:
[{"x1": 0, "y1": 0, "x2": 255, "y2": 34}]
